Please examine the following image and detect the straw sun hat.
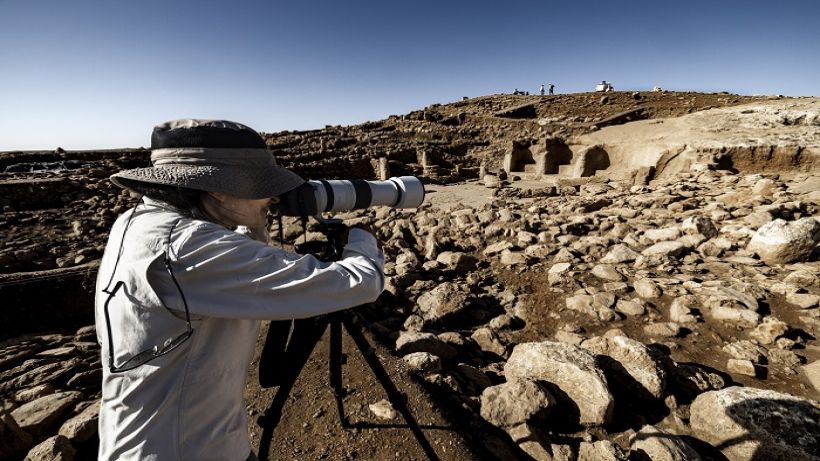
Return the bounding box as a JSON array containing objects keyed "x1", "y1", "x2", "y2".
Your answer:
[{"x1": 110, "y1": 119, "x2": 304, "y2": 199}]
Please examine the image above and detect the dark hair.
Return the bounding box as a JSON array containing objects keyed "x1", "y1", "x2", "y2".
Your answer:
[{"x1": 125, "y1": 181, "x2": 210, "y2": 220}]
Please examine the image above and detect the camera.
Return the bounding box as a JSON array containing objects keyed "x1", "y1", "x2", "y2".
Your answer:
[{"x1": 277, "y1": 176, "x2": 425, "y2": 217}]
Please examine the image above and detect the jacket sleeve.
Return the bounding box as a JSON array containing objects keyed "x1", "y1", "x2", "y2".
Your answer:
[{"x1": 152, "y1": 221, "x2": 385, "y2": 320}]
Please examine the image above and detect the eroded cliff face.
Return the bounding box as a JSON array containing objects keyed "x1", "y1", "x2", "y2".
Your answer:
[{"x1": 1, "y1": 92, "x2": 818, "y2": 461}]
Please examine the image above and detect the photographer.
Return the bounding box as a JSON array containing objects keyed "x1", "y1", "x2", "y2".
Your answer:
[{"x1": 94, "y1": 119, "x2": 384, "y2": 460}]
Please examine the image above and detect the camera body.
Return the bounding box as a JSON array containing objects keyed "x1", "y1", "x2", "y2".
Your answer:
[{"x1": 277, "y1": 176, "x2": 425, "y2": 217}]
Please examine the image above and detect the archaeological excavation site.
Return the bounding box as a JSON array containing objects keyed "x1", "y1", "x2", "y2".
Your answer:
[{"x1": 1, "y1": 91, "x2": 819, "y2": 461}]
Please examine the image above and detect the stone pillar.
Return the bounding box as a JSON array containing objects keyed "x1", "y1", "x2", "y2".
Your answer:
[
  {"x1": 419, "y1": 150, "x2": 429, "y2": 168},
  {"x1": 377, "y1": 157, "x2": 390, "y2": 180}
]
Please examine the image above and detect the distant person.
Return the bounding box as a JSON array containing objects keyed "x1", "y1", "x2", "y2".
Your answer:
[
  {"x1": 549, "y1": 83, "x2": 555, "y2": 95},
  {"x1": 540, "y1": 84, "x2": 545, "y2": 96},
  {"x1": 514, "y1": 88, "x2": 520, "y2": 95},
  {"x1": 95, "y1": 119, "x2": 384, "y2": 460}
]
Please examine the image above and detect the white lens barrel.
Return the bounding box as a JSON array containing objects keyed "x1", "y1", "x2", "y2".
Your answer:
[
  {"x1": 305, "y1": 176, "x2": 424, "y2": 213},
  {"x1": 388, "y1": 176, "x2": 425, "y2": 208}
]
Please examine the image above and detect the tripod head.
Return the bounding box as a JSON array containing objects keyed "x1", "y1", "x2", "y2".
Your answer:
[{"x1": 294, "y1": 217, "x2": 348, "y2": 262}]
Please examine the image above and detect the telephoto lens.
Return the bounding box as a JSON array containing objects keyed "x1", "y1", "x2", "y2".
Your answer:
[{"x1": 278, "y1": 176, "x2": 425, "y2": 217}]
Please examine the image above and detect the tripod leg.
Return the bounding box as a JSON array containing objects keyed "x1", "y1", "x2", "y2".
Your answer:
[
  {"x1": 259, "y1": 319, "x2": 292, "y2": 388},
  {"x1": 328, "y1": 317, "x2": 349, "y2": 427},
  {"x1": 257, "y1": 318, "x2": 328, "y2": 461},
  {"x1": 342, "y1": 315, "x2": 440, "y2": 461}
]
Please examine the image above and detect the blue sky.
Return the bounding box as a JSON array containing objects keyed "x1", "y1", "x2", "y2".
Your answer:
[{"x1": 1, "y1": 0, "x2": 818, "y2": 150}]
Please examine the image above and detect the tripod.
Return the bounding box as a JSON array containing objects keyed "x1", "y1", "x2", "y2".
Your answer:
[{"x1": 256, "y1": 219, "x2": 440, "y2": 461}]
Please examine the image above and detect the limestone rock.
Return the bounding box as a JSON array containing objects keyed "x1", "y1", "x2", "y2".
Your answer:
[
  {"x1": 591, "y1": 264, "x2": 624, "y2": 282},
  {"x1": 669, "y1": 295, "x2": 699, "y2": 323},
  {"x1": 500, "y1": 250, "x2": 529, "y2": 266},
  {"x1": 804, "y1": 360, "x2": 820, "y2": 394},
  {"x1": 504, "y1": 341, "x2": 614, "y2": 426},
  {"x1": 58, "y1": 401, "x2": 100, "y2": 442},
  {"x1": 643, "y1": 227, "x2": 682, "y2": 243},
  {"x1": 0, "y1": 358, "x2": 82, "y2": 393},
  {"x1": 671, "y1": 363, "x2": 727, "y2": 397},
  {"x1": 747, "y1": 217, "x2": 820, "y2": 265},
  {"x1": 395, "y1": 331, "x2": 457, "y2": 360},
  {"x1": 633, "y1": 279, "x2": 662, "y2": 299},
  {"x1": 701, "y1": 286, "x2": 762, "y2": 327},
  {"x1": 566, "y1": 295, "x2": 596, "y2": 316},
  {"x1": 681, "y1": 216, "x2": 718, "y2": 239},
  {"x1": 0, "y1": 412, "x2": 34, "y2": 460},
  {"x1": 480, "y1": 379, "x2": 555, "y2": 428},
  {"x1": 483, "y1": 241, "x2": 514, "y2": 256},
  {"x1": 690, "y1": 386, "x2": 820, "y2": 461},
  {"x1": 642, "y1": 241, "x2": 687, "y2": 258},
  {"x1": 722, "y1": 340, "x2": 767, "y2": 363},
  {"x1": 11, "y1": 391, "x2": 83, "y2": 437},
  {"x1": 577, "y1": 440, "x2": 628, "y2": 461},
  {"x1": 15, "y1": 383, "x2": 56, "y2": 403},
  {"x1": 368, "y1": 399, "x2": 398, "y2": 420},
  {"x1": 435, "y1": 251, "x2": 477, "y2": 272},
  {"x1": 643, "y1": 322, "x2": 682, "y2": 338},
  {"x1": 416, "y1": 282, "x2": 470, "y2": 324},
  {"x1": 505, "y1": 423, "x2": 565, "y2": 461},
  {"x1": 727, "y1": 359, "x2": 757, "y2": 377},
  {"x1": 24, "y1": 435, "x2": 76, "y2": 461},
  {"x1": 548, "y1": 262, "x2": 572, "y2": 285},
  {"x1": 615, "y1": 299, "x2": 645, "y2": 316},
  {"x1": 403, "y1": 352, "x2": 442, "y2": 372},
  {"x1": 786, "y1": 292, "x2": 820, "y2": 309},
  {"x1": 471, "y1": 327, "x2": 507, "y2": 357},
  {"x1": 601, "y1": 244, "x2": 641, "y2": 264},
  {"x1": 749, "y1": 316, "x2": 789, "y2": 345},
  {"x1": 582, "y1": 335, "x2": 667, "y2": 399},
  {"x1": 631, "y1": 425, "x2": 703, "y2": 461}
]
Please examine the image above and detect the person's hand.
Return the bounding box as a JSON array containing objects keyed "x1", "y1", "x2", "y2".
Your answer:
[{"x1": 346, "y1": 225, "x2": 381, "y2": 250}]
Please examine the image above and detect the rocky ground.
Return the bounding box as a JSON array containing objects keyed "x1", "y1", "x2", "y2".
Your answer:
[{"x1": 1, "y1": 92, "x2": 819, "y2": 461}]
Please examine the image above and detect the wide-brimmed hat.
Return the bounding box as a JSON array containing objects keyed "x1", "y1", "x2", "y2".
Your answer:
[{"x1": 110, "y1": 119, "x2": 304, "y2": 199}]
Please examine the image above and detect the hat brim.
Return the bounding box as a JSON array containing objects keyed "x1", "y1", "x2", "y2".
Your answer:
[{"x1": 110, "y1": 164, "x2": 305, "y2": 199}]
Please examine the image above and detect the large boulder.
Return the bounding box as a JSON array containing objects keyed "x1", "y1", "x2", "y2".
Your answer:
[
  {"x1": 11, "y1": 391, "x2": 83, "y2": 437},
  {"x1": 747, "y1": 217, "x2": 820, "y2": 265},
  {"x1": 577, "y1": 440, "x2": 628, "y2": 460},
  {"x1": 630, "y1": 425, "x2": 702, "y2": 461},
  {"x1": 690, "y1": 386, "x2": 820, "y2": 461},
  {"x1": 0, "y1": 412, "x2": 34, "y2": 460},
  {"x1": 504, "y1": 342, "x2": 614, "y2": 426},
  {"x1": 58, "y1": 401, "x2": 99, "y2": 442},
  {"x1": 479, "y1": 379, "x2": 555, "y2": 428},
  {"x1": 581, "y1": 335, "x2": 667, "y2": 399},
  {"x1": 415, "y1": 282, "x2": 471, "y2": 324},
  {"x1": 24, "y1": 435, "x2": 75, "y2": 461}
]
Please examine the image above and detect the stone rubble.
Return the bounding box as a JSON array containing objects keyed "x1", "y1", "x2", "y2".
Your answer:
[
  {"x1": 0, "y1": 327, "x2": 102, "y2": 460},
  {"x1": 373, "y1": 166, "x2": 819, "y2": 459},
  {"x1": 2, "y1": 111, "x2": 819, "y2": 459}
]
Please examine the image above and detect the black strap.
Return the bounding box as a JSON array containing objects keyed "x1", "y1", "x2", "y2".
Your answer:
[
  {"x1": 350, "y1": 179, "x2": 372, "y2": 210},
  {"x1": 319, "y1": 180, "x2": 334, "y2": 211}
]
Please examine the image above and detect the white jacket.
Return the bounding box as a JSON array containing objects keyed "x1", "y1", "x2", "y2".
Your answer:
[{"x1": 94, "y1": 199, "x2": 384, "y2": 460}]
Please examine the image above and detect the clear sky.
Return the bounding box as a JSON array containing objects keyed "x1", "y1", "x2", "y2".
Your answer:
[{"x1": 1, "y1": 0, "x2": 818, "y2": 150}]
